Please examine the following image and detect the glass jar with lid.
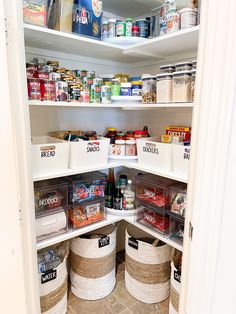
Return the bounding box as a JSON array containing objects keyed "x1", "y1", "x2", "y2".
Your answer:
[
  {"x1": 156, "y1": 73, "x2": 173, "y2": 103},
  {"x1": 141, "y1": 75, "x2": 157, "y2": 103},
  {"x1": 172, "y1": 71, "x2": 192, "y2": 103},
  {"x1": 191, "y1": 69, "x2": 196, "y2": 102}
]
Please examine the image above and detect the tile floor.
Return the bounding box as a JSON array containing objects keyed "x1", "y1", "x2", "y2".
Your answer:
[{"x1": 67, "y1": 251, "x2": 169, "y2": 314}]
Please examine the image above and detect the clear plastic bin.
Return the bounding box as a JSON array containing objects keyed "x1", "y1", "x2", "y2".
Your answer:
[
  {"x1": 68, "y1": 171, "x2": 107, "y2": 204},
  {"x1": 34, "y1": 179, "x2": 68, "y2": 215},
  {"x1": 69, "y1": 199, "x2": 105, "y2": 229},
  {"x1": 169, "y1": 214, "x2": 185, "y2": 244},
  {"x1": 169, "y1": 183, "x2": 187, "y2": 218},
  {"x1": 135, "y1": 200, "x2": 170, "y2": 235},
  {"x1": 135, "y1": 173, "x2": 176, "y2": 211}
]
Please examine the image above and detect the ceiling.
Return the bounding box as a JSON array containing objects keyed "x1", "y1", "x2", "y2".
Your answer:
[{"x1": 102, "y1": 0, "x2": 163, "y2": 18}]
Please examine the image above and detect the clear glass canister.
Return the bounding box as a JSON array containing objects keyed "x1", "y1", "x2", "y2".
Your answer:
[
  {"x1": 156, "y1": 73, "x2": 173, "y2": 103},
  {"x1": 191, "y1": 69, "x2": 196, "y2": 102},
  {"x1": 141, "y1": 75, "x2": 157, "y2": 103},
  {"x1": 172, "y1": 71, "x2": 192, "y2": 103}
]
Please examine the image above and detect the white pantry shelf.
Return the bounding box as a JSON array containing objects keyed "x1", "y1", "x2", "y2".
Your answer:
[
  {"x1": 29, "y1": 100, "x2": 193, "y2": 109},
  {"x1": 24, "y1": 23, "x2": 199, "y2": 63}
]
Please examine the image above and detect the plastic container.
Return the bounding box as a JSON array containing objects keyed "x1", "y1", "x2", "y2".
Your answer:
[
  {"x1": 108, "y1": 19, "x2": 116, "y2": 38},
  {"x1": 131, "y1": 81, "x2": 142, "y2": 96},
  {"x1": 136, "y1": 137, "x2": 172, "y2": 172},
  {"x1": 169, "y1": 215, "x2": 185, "y2": 244},
  {"x1": 192, "y1": 60, "x2": 197, "y2": 69},
  {"x1": 111, "y1": 79, "x2": 121, "y2": 96},
  {"x1": 169, "y1": 183, "x2": 187, "y2": 218},
  {"x1": 175, "y1": 62, "x2": 192, "y2": 72},
  {"x1": 116, "y1": 22, "x2": 126, "y2": 37},
  {"x1": 141, "y1": 75, "x2": 157, "y2": 103},
  {"x1": 114, "y1": 140, "x2": 126, "y2": 156},
  {"x1": 102, "y1": 20, "x2": 108, "y2": 40},
  {"x1": 135, "y1": 173, "x2": 175, "y2": 211},
  {"x1": 160, "y1": 64, "x2": 175, "y2": 73},
  {"x1": 179, "y1": 8, "x2": 198, "y2": 29},
  {"x1": 172, "y1": 71, "x2": 192, "y2": 103},
  {"x1": 69, "y1": 137, "x2": 110, "y2": 170},
  {"x1": 156, "y1": 73, "x2": 173, "y2": 103},
  {"x1": 31, "y1": 136, "x2": 70, "y2": 177},
  {"x1": 34, "y1": 179, "x2": 68, "y2": 214},
  {"x1": 125, "y1": 140, "x2": 136, "y2": 156},
  {"x1": 69, "y1": 199, "x2": 105, "y2": 229},
  {"x1": 172, "y1": 144, "x2": 191, "y2": 178},
  {"x1": 126, "y1": 18, "x2": 133, "y2": 37},
  {"x1": 135, "y1": 19, "x2": 149, "y2": 38},
  {"x1": 36, "y1": 208, "x2": 68, "y2": 241},
  {"x1": 120, "y1": 83, "x2": 132, "y2": 96},
  {"x1": 68, "y1": 171, "x2": 106, "y2": 205},
  {"x1": 135, "y1": 200, "x2": 170, "y2": 235},
  {"x1": 191, "y1": 69, "x2": 196, "y2": 102},
  {"x1": 101, "y1": 85, "x2": 111, "y2": 103}
]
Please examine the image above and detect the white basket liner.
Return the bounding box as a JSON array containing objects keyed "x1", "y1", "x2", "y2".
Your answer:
[
  {"x1": 70, "y1": 225, "x2": 116, "y2": 258},
  {"x1": 43, "y1": 293, "x2": 67, "y2": 314},
  {"x1": 171, "y1": 262, "x2": 181, "y2": 293},
  {"x1": 169, "y1": 301, "x2": 178, "y2": 314},
  {"x1": 39, "y1": 257, "x2": 67, "y2": 296},
  {"x1": 70, "y1": 269, "x2": 116, "y2": 300},
  {"x1": 125, "y1": 270, "x2": 170, "y2": 304},
  {"x1": 125, "y1": 226, "x2": 171, "y2": 264}
]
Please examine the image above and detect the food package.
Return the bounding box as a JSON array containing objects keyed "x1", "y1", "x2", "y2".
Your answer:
[
  {"x1": 176, "y1": 0, "x2": 198, "y2": 10},
  {"x1": 23, "y1": 0, "x2": 47, "y2": 26},
  {"x1": 72, "y1": 0, "x2": 103, "y2": 39},
  {"x1": 47, "y1": 0, "x2": 74, "y2": 32}
]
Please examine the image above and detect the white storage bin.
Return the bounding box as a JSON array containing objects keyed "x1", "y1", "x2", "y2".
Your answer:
[
  {"x1": 169, "y1": 261, "x2": 181, "y2": 314},
  {"x1": 172, "y1": 145, "x2": 191, "y2": 178},
  {"x1": 137, "y1": 137, "x2": 172, "y2": 172},
  {"x1": 69, "y1": 137, "x2": 110, "y2": 170},
  {"x1": 125, "y1": 225, "x2": 171, "y2": 304},
  {"x1": 31, "y1": 136, "x2": 70, "y2": 177}
]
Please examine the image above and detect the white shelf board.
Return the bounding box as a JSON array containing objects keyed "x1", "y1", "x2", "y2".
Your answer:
[
  {"x1": 24, "y1": 23, "x2": 199, "y2": 63},
  {"x1": 33, "y1": 161, "x2": 122, "y2": 182},
  {"x1": 124, "y1": 216, "x2": 183, "y2": 252},
  {"x1": 29, "y1": 100, "x2": 193, "y2": 109},
  {"x1": 124, "y1": 162, "x2": 188, "y2": 183},
  {"x1": 36, "y1": 214, "x2": 121, "y2": 250}
]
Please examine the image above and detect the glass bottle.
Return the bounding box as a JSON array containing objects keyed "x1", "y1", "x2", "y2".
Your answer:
[
  {"x1": 143, "y1": 126, "x2": 151, "y2": 137},
  {"x1": 114, "y1": 184, "x2": 123, "y2": 210},
  {"x1": 123, "y1": 179, "x2": 135, "y2": 210}
]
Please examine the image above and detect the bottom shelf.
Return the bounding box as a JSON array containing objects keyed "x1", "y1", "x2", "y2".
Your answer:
[{"x1": 36, "y1": 213, "x2": 183, "y2": 252}]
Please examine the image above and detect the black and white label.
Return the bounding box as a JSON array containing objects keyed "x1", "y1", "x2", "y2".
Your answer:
[
  {"x1": 40, "y1": 145, "x2": 56, "y2": 158},
  {"x1": 143, "y1": 143, "x2": 159, "y2": 155},
  {"x1": 86, "y1": 142, "x2": 100, "y2": 153},
  {"x1": 98, "y1": 236, "x2": 110, "y2": 248},
  {"x1": 128, "y1": 237, "x2": 138, "y2": 250},
  {"x1": 174, "y1": 270, "x2": 181, "y2": 283},
  {"x1": 41, "y1": 269, "x2": 57, "y2": 284}
]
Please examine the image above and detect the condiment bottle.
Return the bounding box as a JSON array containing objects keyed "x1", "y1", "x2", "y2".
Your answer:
[
  {"x1": 123, "y1": 179, "x2": 135, "y2": 210},
  {"x1": 114, "y1": 184, "x2": 123, "y2": 210},
  {"x1": 143, "y1": 126, "x2": 151, "y2": 137}
]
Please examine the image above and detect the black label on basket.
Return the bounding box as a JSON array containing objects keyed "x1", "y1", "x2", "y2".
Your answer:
[
  {"x1": 41, "y1": 269, "x2": 57, "y2": 284},
  {"x1": 98, "y1": 236, "x2": 110, "y2": 248},
  {"x1": 128, "y1": 237, "x2": 138, "y2": 250},
  {"x1": 174, "y1": 270, "x2": 181, "y2": 283}
]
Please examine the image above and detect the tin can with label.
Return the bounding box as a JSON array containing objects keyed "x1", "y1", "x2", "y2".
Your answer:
[
  {"x1": 28, "y1": 78, "x2": 41, "y2": 100},
  {"x1": 41, "y1": 80, "x2": 56, "y2": 101},
  {"x1": 49, "y1": 72, "x2": 61, "y2": 81},
  {"x1": 94, "y1": 84, "x2": 101, "y2": 103},
  {"x1": 55, "y1": 81, "x2": 68, "y2": 101},
  {"x1": 68, "y1": 82, "x2": 81, "y2": 102},
  {"x1": 101, "y1": 85, "x2": 111, "y2": 104}
]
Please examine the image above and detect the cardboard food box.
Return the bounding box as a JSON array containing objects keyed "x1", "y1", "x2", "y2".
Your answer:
[
  {"x1": 72, "y1": 0, "x2": 103, "y2": 39},
  {"x1": 23, "y1": 0, "x2": 47, "y2": 26},
  {"x1": 47, "y1": 0, "x2": 74, "y2": 33}
]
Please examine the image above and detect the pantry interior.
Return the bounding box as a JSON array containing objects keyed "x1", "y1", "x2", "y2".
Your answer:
[{"x1": 2, "y1": 0, "x2": 206, "y2": 313}]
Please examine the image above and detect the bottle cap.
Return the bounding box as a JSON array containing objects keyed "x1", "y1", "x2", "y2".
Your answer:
[{"x1": 128, "y1": 179, "x2": 132, "y2": 184}]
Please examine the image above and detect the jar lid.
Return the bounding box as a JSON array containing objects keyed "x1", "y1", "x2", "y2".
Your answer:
[
  {"x1": 132, "y1": 81, "x2": 142, "y2": 85},
  {"x1": 134, "y1": 130, "x2": 145, "y2": 135},
  {"x1": 108, "y1": 18, "x2": 116, "y2": 23},
  {"x1": 107, "y1": 127, "x2": 117, "y2": 131},
  {"x1": 160, "y1": 64, "x2": 175, "y2": 69},
  {"x1": 121, "y1": 83, "x2": 132, "y2": 87},
  {"x1": 192, "y1": 60, "x2": 197, "y2": 64},
  {"x1": 130, "y1": 76, "x2": 141, "y2": 81},
  {"x1": 126, "y1": 140, "x2": 136, "y2": 144},
  {"x1": 191, "y1": 69, "x2": 196, "y2": 75},
  {"x1": 115, "y1": 140, "x2": 126, "y2": 144},
  {"x1": 142, "y1": 75, "x2": 156, "y2": 80},
  {"x1": 156, "y1": 73, "x2": 173, "y2": 79},
  {"x1": 175, "y1": 62, "x2": 192, "y2": 67},
  {"x1": 173, "y1": 71, "x2": 192, "y2": 76},
  {"x1": 136, "y1": 19, "x2": 149, "y2": 22}
]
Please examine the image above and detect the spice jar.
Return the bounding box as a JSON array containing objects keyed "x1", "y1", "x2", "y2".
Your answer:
[
  {"x1": 156, "y1": 73, "x2": 173, "y2": 103},
  {"x1": 160, "y1": 64, "x2": 175, "y2": 73},
  {"x1": 116, "y1": 132, "x2": 126, "y2": 140},
  {"x1": 175, "y1": 62, "x2": 192, "y2": 72},
  {"x1": 172, "y1": 71, "x2": 192, "y2": 103},
  {"x1": 141, "y1": 75, "x2": 157, "y2": 103},
  {"x1": 126, "y1": 140, "x2": 136, "y2": 156},
  {"x1": 111, "y1": 79, "x2": 121, "y2": 96},
  {"x1": 191, "y1": 69, "x2": 196, "y2": 102},
  {"x1": 115, "y1": 140, "x2": 126, "y2": 156},
  {"x1": 126, "y1": 131, "x2": 134, "y2": 140},
  {"x1": 108, "y1": 19, "x2": 116, "y2": 38}
]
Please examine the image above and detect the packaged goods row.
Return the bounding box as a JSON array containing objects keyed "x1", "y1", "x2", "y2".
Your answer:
[
  {"x1": 34, "y1": 170, "x2": 186, "y2": 245},
  {"x1": 31, "y1": 125, "x2": 191, "y2": 178},
  {"x1": 37, "y1": 226, "x2": 182, "y2": 312},
  {"x1": 23, "y1": 0, "x2": 200, "y2": 41}
]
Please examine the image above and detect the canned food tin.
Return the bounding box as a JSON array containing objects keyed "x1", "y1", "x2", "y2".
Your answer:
[
  {"x1": 101, "y1": 85, "x2": 111, "y2": 104},
  {"x1": 94, "y1": 84, "x2": 101, "y2": 103},
  {"x1": 135, "y1": 19, "x2": 149, "y2": 38},
  {"x1": 55, "y1": 81, "x2": 68, "y2": 101},
  {"x1": 37, "y1": 70, "x2": 49, "y2": 80},
  {"x1": 49, "y1": 72, "x2": 61, "y2": 81},
  {"x1": 41, "y1": 80, "x2": 56, "y2": 101},
  {"x1": 27, "y1": 78, "x2": 41, "y2": 100},
  {"x1": 27, "y1": 63, "x2": 38, "y2": 70},
  {"x1": 26, "y1": 68, "x2": 37, "y2": 78},
  {"x1": 68, "y1": 83, "x2": 81, "y2": 102}
]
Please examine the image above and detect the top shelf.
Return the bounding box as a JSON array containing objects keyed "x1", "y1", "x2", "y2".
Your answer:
[{"x1": 24, "y1": 24, "x2": 199, "y2": 64}]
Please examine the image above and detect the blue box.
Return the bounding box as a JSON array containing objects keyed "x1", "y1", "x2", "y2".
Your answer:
[{"x1": 72, "y1": 0, "x2": 102, "y2": 39}]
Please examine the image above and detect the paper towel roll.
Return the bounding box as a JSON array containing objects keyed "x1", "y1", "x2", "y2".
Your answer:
[{"x1": 36, "y1": 210, "x2": 67, "y2": 237}]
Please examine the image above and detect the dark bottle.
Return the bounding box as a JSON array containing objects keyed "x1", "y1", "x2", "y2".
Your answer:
[
  {"x1": 108, "y1": 168, "x2": 116, "y2": 186},
  {"x1": 105, "y1": 182, "x2": 114, "y2": 208},
  {"x1": 114, "y1": 184, "x2": 123, "y2": 210},
  {"x1": 143, "y1": 126, "x2": 150, "y2": 137}
]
